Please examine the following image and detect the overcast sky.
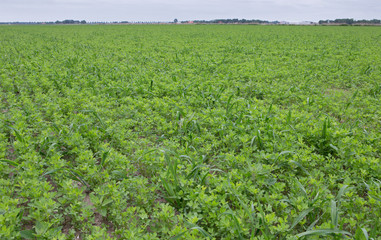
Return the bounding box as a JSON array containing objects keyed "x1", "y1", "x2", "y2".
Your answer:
[{"x1": 0, "y1": 0, "x2": 380, "y2": 22}]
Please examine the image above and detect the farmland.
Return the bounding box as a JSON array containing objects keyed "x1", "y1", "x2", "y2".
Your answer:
[{"x1": 0, "y1": 25, "x2": 380, "y2": 239}]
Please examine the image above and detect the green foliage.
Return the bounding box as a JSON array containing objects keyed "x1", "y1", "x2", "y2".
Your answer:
[{"x1": 0, "y1": 25, "x2": 380, "y2": 239}]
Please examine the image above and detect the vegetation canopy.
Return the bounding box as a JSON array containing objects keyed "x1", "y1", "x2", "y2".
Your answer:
[{"x1": 0, "y1": 25, "x2": 380, "y2": 239}]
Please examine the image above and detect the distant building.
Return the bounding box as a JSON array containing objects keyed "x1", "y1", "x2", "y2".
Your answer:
[{"x1": 298, "y1": 21, "x2": 315, "y2": 25}]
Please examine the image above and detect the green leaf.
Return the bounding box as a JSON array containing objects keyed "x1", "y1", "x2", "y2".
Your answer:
[
  {"x1": 354, "y1": 227, "x2": 369, "y2": 240},
  {"x1": 222, "y1": 211, "x2": 243, "y2": 239},
  {"x1": 336, "y1": 185, "x2": 351, "y2": 201},
  {"x1": 361, "y1": 228, "x2": 369, "y2": 240},
  {"x1": 66, "y1": 169, "x2": 90, "y2": 188},
  {"x1": 20, "y1": 230, "x2": 34, "y2": 239},
  {"x1": 296, "y1": 228, "x2": 352, "y2": 238},
  {"x1": 290, "y1": 160, "x2": 310, "y2": 176},
  {"x1": 344, "y1": 90, "x2": 358, "y2": 111},
  {"x1": 289, "y1": 207, "x2": 314, "y2": 230},
  {"x1": 234, "y1": 194, "x2": 255, "y2": 226},
  {"x1": 0, "y1": 159, "x2": 19, "y2": 167},
  {"x1": 322, "y1": 118, "x2": 328, "y2": 139},
  {"x1": 8, "y1": 126, "x2": 25, "y2": 143},
  {"x1": 102, "y1": 199, "x2": 113, "y2": 207},
  {"x1": 111, "y1": 170, "x2": 127, "y2": 179},
  {"x1": 189, "y1": 226, "x2": 211, "y2": 238},
  {"x1": 99, "y1": 208, "x2": 107, "y2": 217},
  {"x1": 331, "y1": 200, "x2": 338, "y2": 227},
  {"x1": 100, "y1": 150, "x2": 110, "y2": 168},
  {"x1": 278, "y1": 151, "x2": 294, "y2": 158},
  {"x1": 35, "y1": 221, "x2": 52, "y2": 235},
  {"x1": 369, "y1": 194, "x2": 381, "y2": 202},
  {"x1": 329, "y1": 144, "x2": 338, "y2": 152},
  {"x1": 286, "y1": 109, "x2": 292, "y2": 124},
  {"x1": 42, "y1": 168, "x2": 63, "y2": 177},
  {"x1": 307, "y1": 210, "x2": 325, "y2": 231},
  {"x1": 169, "y1": 231, "x2": 187, "y2": 240},
  {"x1": 295, "y1": 179, "x2": 307, "y2": 197},
  {"x1": 135, "y1": 149, "x2": 157, "y2": 163}
]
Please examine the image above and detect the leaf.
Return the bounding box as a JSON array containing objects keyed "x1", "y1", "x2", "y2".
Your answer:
[
  {"x1": 256, "y1": 130, "x2": 263, "y2": 149},
  {"x1": 254, "y1": 195, "x2": 270, "y2": 235},
  {"x1": 20, "y1": 230, "x2": 34, "y2": 239},
  {"x1": 35, "y1": 221, "x2": 52, "y2": 235},
  {"x1": 295, "y1": 179, "x2": 307, "y2": 197},
  {"x1": 136, "y1": 149, "x2": 157, "y2": 163},
  {"x1": 0, "y1": 159, "x2": 19, "y2": 167},
  {"x1": 344, "y1": 90, "x2": 358, "y2": 111},
  {"x1": 331, "y1": 200, "x2": 338, "y2": 227},
  {"x1": 200, "y1": 172, "x2": 209, "y2": 185},
  {"x1": 354, "y1": 227, "x2": 369, "y2": 240},
  {"x1": 286, "y1": 109, "x2": 292, "y2": 124},
  {"x1": 296, "y1": 229, "x2": 352, "y2": 238},
  {"x1": 275, "y1": 151, "x2": 294, "y2": 164},
  {"x1": 111, "y1": 170, "x2": 127, "y2": 179},
  {"x1": 369, "y1": 194, "x2": 381, "y2": 202},
  {"x1": 289, "y1": 208, "x2": 314, "y2": 230},
  {"x1": 336, "y1": 185, "x2": 351, "y2": 201},
  {"x1": 264, "y1": 177, "x2": 277, "y2": 186},
  {"x1": 222, "y1": 211, "x2": 243, "y2": 239},
  {"x1": 169, "y1": 231, "x2": 187, "y2": 240},
  {"x1": 93, "y1": 112, "x2": 105, "y2": 127},
  {"x1": 250, "y1": 136, "x2": 257, "y2": 148},
  {"x1": 329, "y1": 144, "x2": 338, "y2": 152},
  {"x1": 8, "y1": 126, "x2": 25, "y2": 143},
  {"x1": 66, "y1": 169, "x2": 90, "y2": 188},
  {"x1": 363, "y1": 181, "x2": 370, "y2": 191},
  {"x1": 102, "y1": 199, "x2": 113, "y2": 207},
  {"x1": 190, "y1": 226, "x2": 211, "y2": 238},
  {"x1": 361, "y1": 228, "x2": 369, "y2": 240},
  {"x1": 42, "y1": 168, "x2": 64, "y2": 177},
  {"x1": 307, "y1": 218, "x2": 320, "y2": 231},
  {"x1": 79, "y1": 109, "x2": 106, "y2": 128},
  {"x1": 17, "y1": 209, "x2": 24, "y2": 222},
  {"x1": 290, "y1": 160, "x2": 310, "y2": 176},
  {"x1": 99, "y1": 208, "x2": 107, "y2": 217},
  {"x1": 306, "y1": 210, "x2": 325, "y2": 231},
  {"x1": 278, "y1": 151, "x2": 294, "y2": 158},
  {"x1": 100, "y1": 150, "x2": 110, "y2": 168},
  {"x1": 186, "y1": 164, "x2": 206, "y2": 179},
  {"x1": 234, "y1": 194, "x2": 255, "y2": 225},
  {"x1": 322, "y1": 118, "x2": 327, "y2": 139}
]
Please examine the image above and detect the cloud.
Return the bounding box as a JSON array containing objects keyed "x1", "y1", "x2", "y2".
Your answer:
[{"x1": 0, "y1": 0, "x2": 380, "y2": 22}]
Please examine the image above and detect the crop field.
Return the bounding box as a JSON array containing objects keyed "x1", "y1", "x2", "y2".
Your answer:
[{"x1": 0, "y1": 25, "x2": 380, "y2": 239}]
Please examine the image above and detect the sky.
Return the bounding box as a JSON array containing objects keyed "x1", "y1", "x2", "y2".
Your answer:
[{"x1": 0, "y1": 0, "x2": 380, "y2": 23}]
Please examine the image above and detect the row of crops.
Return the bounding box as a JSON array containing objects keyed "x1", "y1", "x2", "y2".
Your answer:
[{"x1": 0, "y1": 25, "x2": 380, "y2": 239}]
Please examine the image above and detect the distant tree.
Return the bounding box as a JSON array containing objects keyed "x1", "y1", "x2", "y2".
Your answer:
[
  {"x1": 370, "y1": 19, "x2": 381, "y2": 24},
  {"x1": 174, "y1": 19, "x2": 178, "y2": 23},
  {"x1": 80, "y1": 20, "x2": 86, "y2": 24},
  {"x1": 333, "y1": 18, "x2": 354, "y2": 25}
]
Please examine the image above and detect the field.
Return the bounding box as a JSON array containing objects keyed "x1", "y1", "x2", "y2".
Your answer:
[{"x1": 0, "y1": 25, "x2": 380, "y2": 239}]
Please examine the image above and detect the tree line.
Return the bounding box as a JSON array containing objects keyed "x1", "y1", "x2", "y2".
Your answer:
[
  {"x1": 319, "y1": 18, "x2": 381, "y2": 25},
  {"x1": 181, "y1": 19, "x2": 278, "y2": 24},
  {"x1": 1, "y1": 18, "x2": 381, "y2": 25},
  {"x1": 55, "y1": 20, "x2": 87, "y2": 24}
]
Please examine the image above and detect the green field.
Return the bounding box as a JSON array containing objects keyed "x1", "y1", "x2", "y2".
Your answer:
[{"x1": 0, "y1": 25, "x2": 380, "y2": 239}]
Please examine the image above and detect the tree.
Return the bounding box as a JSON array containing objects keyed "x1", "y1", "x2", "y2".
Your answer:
[{"x1": 174, "y1": 19, "x2": 178, "y2": 24}]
